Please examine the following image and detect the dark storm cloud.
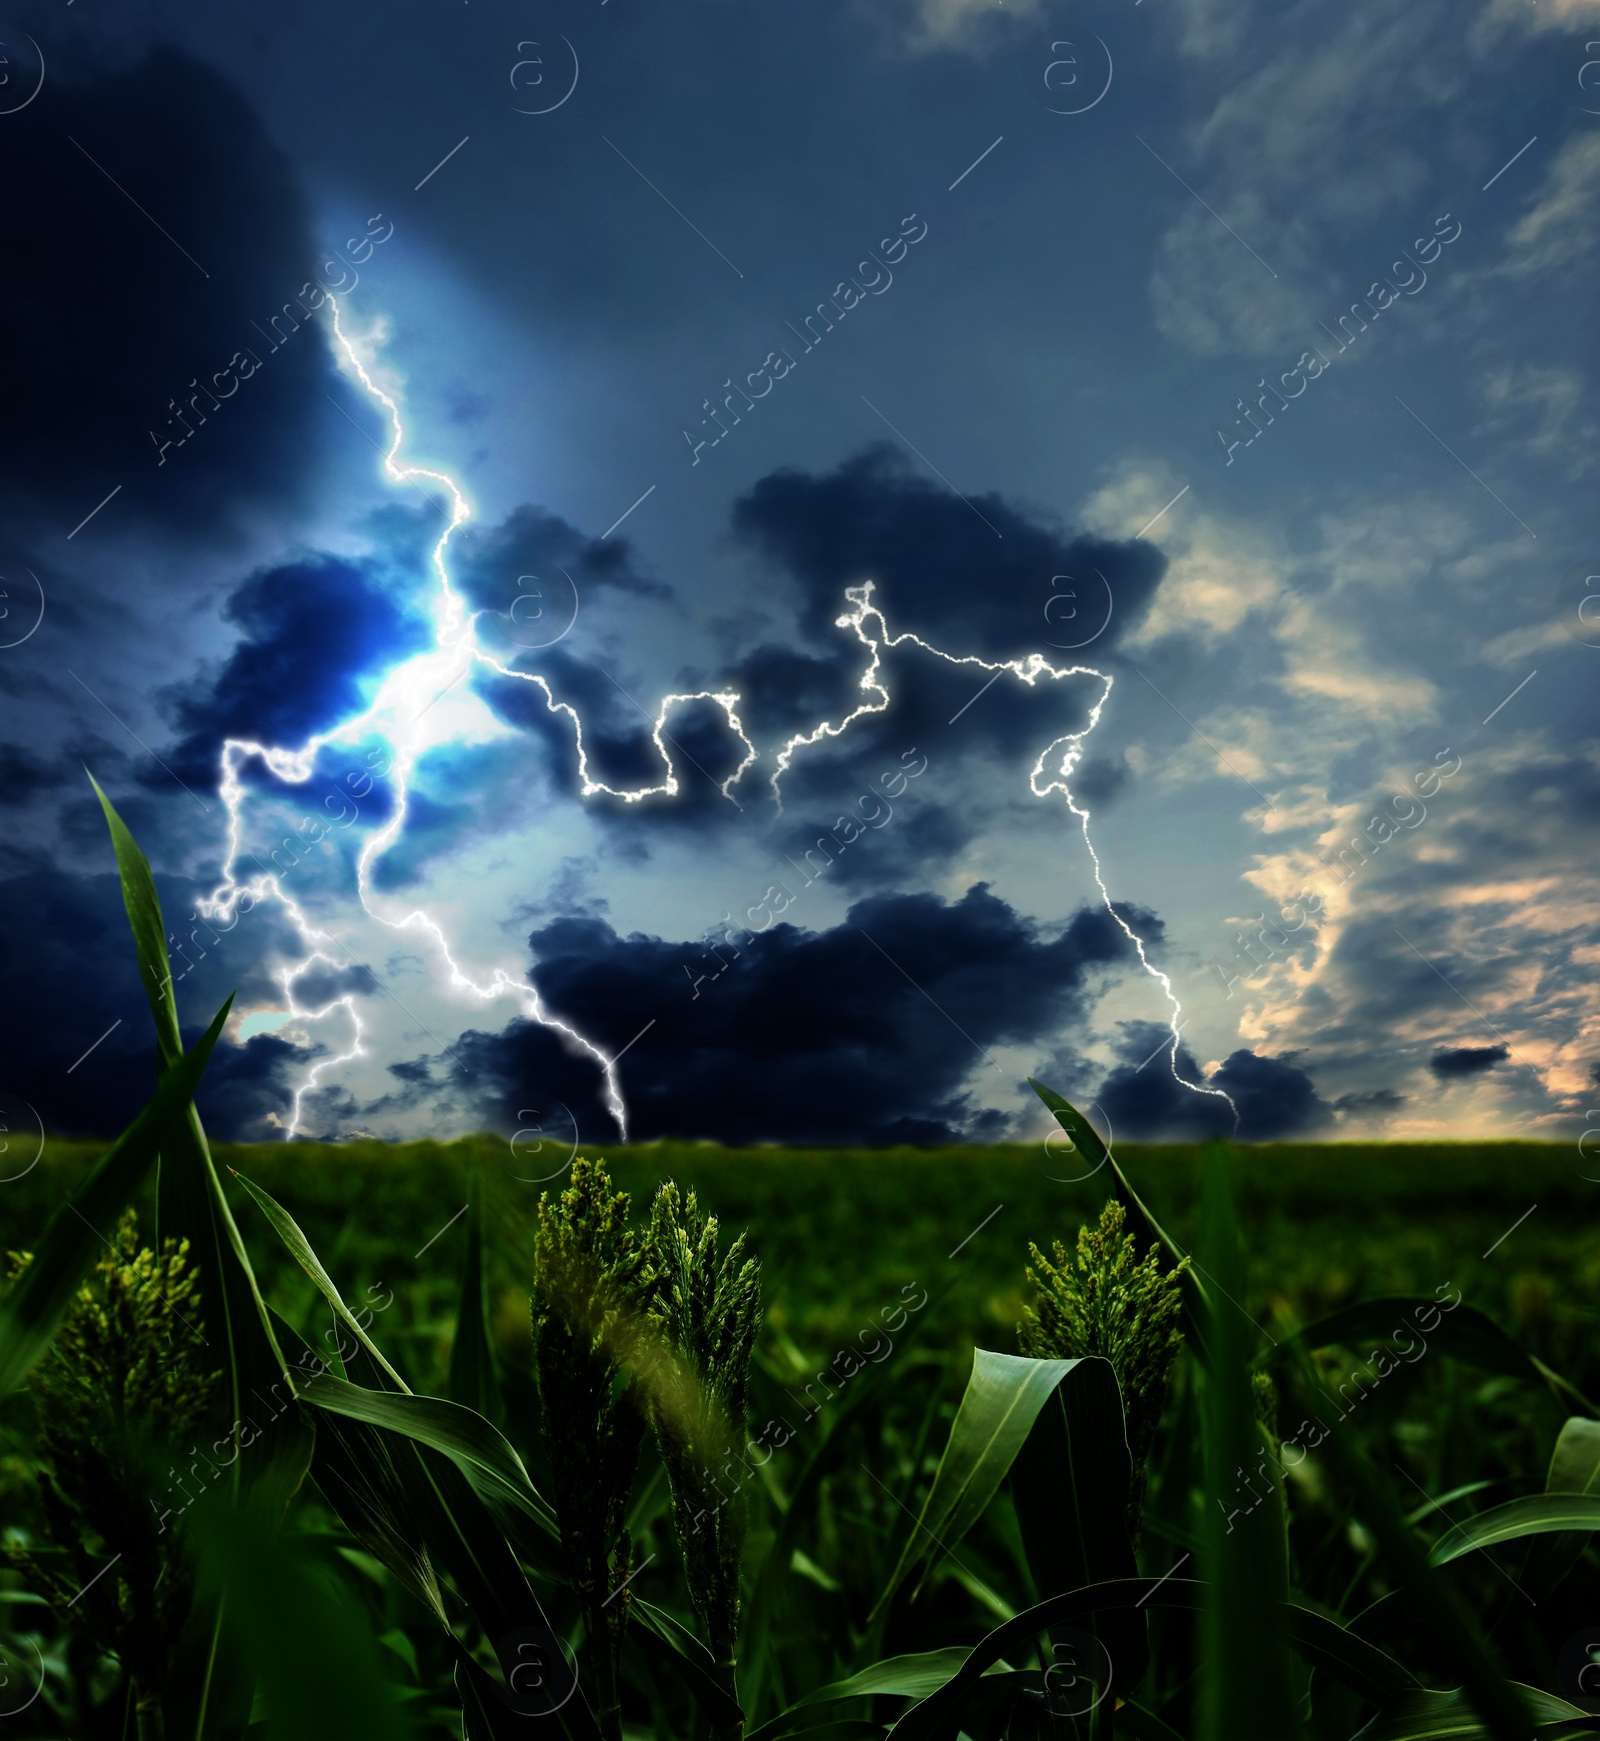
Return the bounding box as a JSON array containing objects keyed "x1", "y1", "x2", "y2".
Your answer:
[
  {"x1": 292, "y1": 961, "x2": 380, "y2": 1007},
  {"x1": 0, "y1": 745, "x2": 60, "y2": 805},
  {"x1": 0, "y1": 861, "x2": 300, "y2": 1140},
  {"x1": 164, "y1": 555, "x2": 432, "y2": 788},
  {"x1": 463, "y1": 453, "x2": 1126, "y2": 885},
  {"x1": 1430, "y1": 1044, "x2": 1510, "y2": 1077},
  {"x1": 1095, "y1": 1021, "x2": 1335, "y2": 1141},
  {"x1": 0, "y1": 46, "x2": 342, "y2": 536},
  {"x1": 731, "y1": 445, "x2": 1167, "y2": 658},
  {"x1": 451, "y1": 504, "x2": 671, "y2": 627},
  {"x1": 720, "y1": 646, "x2": 856, "y2": 743},
  {"x1": 1333, "y1": 1089, "x2": 1406, "y2": 1117},
  {"x1": 436, "y1": 883, "x2": 1143, "y2": 1146}
]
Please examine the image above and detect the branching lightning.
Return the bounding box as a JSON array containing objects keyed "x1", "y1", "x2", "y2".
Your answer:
[{"x1": 200, "y1": 296, "x2": 1233, "y2": 1140}]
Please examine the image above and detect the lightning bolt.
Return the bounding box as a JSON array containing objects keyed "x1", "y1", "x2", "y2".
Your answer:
[
  {"x1": 200, "y1": 296, "x2": 1233, "y2": 1140},
  {"x1": 772, "y1": 584, "x2": 1237, "y2": 1126}
]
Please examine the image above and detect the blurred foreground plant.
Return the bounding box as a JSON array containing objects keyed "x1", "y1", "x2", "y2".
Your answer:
[{"x1": 531, "y1": 1157, "x2": 653, "y2": 1739}]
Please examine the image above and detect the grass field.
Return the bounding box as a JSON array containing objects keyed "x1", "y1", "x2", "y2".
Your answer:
[{"x1": 6, "y1": 1134, "x2": 1590, "y2": 1382}]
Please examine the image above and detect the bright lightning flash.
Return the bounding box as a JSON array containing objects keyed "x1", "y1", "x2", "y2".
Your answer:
[{"x1": 199, "y1": 297, "x2": 1234, "y2": 1140}]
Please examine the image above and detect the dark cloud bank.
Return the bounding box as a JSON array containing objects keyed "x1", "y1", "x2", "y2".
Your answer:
[{"x1": 0, "y1": 55, "x2": 1337, "y2": 1150}]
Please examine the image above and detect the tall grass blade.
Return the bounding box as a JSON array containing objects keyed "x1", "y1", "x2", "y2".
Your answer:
[
  {"x1": 232, "y1": 1168, "x2": 410, "y2": 1389},
  {"x1": 90, "y1": 777, "x2": 310, "y2": 1498},
  {"x1": 298, "y1": 1370, "x2": 562, "y2": 1565},
  {"x1": 633, "y1": 1599, "x2": 747, "y2": 1735},
  {"x1": 91, "y1": 777, "x2": 314, "y2": 1739},
  {"x1": 448, "y1": 1157, "x2": 499, "y2": 1424}
]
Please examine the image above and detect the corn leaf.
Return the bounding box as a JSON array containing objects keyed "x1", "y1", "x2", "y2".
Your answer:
[
  {"x1": 1010, "y1": 1354, "x2": 1146, "y2": 1698},
  {"x1": 1427, "y1": 1493, "x2": 1600, "y2": 1566},
  {"x1": 875, "y1": 1348, "x2": 1089, "y2": 1612}
]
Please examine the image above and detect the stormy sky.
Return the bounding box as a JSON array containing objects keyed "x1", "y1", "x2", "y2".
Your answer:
[{"x1": 1, "y1": 0, "x2": 1596, "y2": 1149}]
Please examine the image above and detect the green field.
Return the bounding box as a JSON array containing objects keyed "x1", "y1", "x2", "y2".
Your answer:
[
  {"x1": 6, "y1": 1134, "x2": 1590, "y2": 1380},
  {"x1": 6, "y1": 1134, "x2": 1598, "y2": 1738}
]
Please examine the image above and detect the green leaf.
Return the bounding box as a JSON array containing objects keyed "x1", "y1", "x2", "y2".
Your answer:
[
  {"x1": 633, "y1": 1598, "x2": 746, "y2": 1735},
  {"x1": 232, "y1": 1169, "x2": 411, "y2": 1391},
  {"x1": 91, "y1": 776, "x2": 315, "y2": 1740},
  {"x1": 874, "y1": 1348, "x2": 1091, "y2": 1612},
  {"x1": 259, "y1": 1210, "x2": 594, "y2": 1738},
  {"x1": 741, "y1": 1284, "x2": 956, "y2": 1719},
  {"x1": 1116, "y1": 1701, "x2": 1191, "y2": 1741},
  {"x1": 1028, "y1": 1076, "x2": 1211, "y2": 1360},
  {"x1": 0, "y1": 995, "x2": 230, "y2": 1400},
  {"x1": 91, "y1": 771, "x2": 310, "y2": 1497},
  {"x1": 298, "y1": 1369, "x2": 561, "y2": 1562},
  {"x1": 1526, "y1": 1418, "x2": 1600, "y2": 1600},
  {"x1": 1428, "y1": 1494, "x2": 1600, "y2": 1567},
  {"x1": 1352, "y1": 1684, "x2": 1600, "y2": 1740},
  {"x1": 746, "y1": 1648, "x2": 1005, "y2": 1741},
  {"x1": 883, "y1": 1578, "x2": 1419, "y2": 1738},
  {"x1": 1265, "y1": 1294, "x2": 1597, "y2": 1417},
  {"x1": 1010, "y1": 1354, "x2": 1146, "y2": 1696},
  {"x1": 1198, "y1": 1142, "x2": 1299, "y2": 1741},
  {"x1": 89, "y1": 769, "x2": 185, "y2": 1054}
]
